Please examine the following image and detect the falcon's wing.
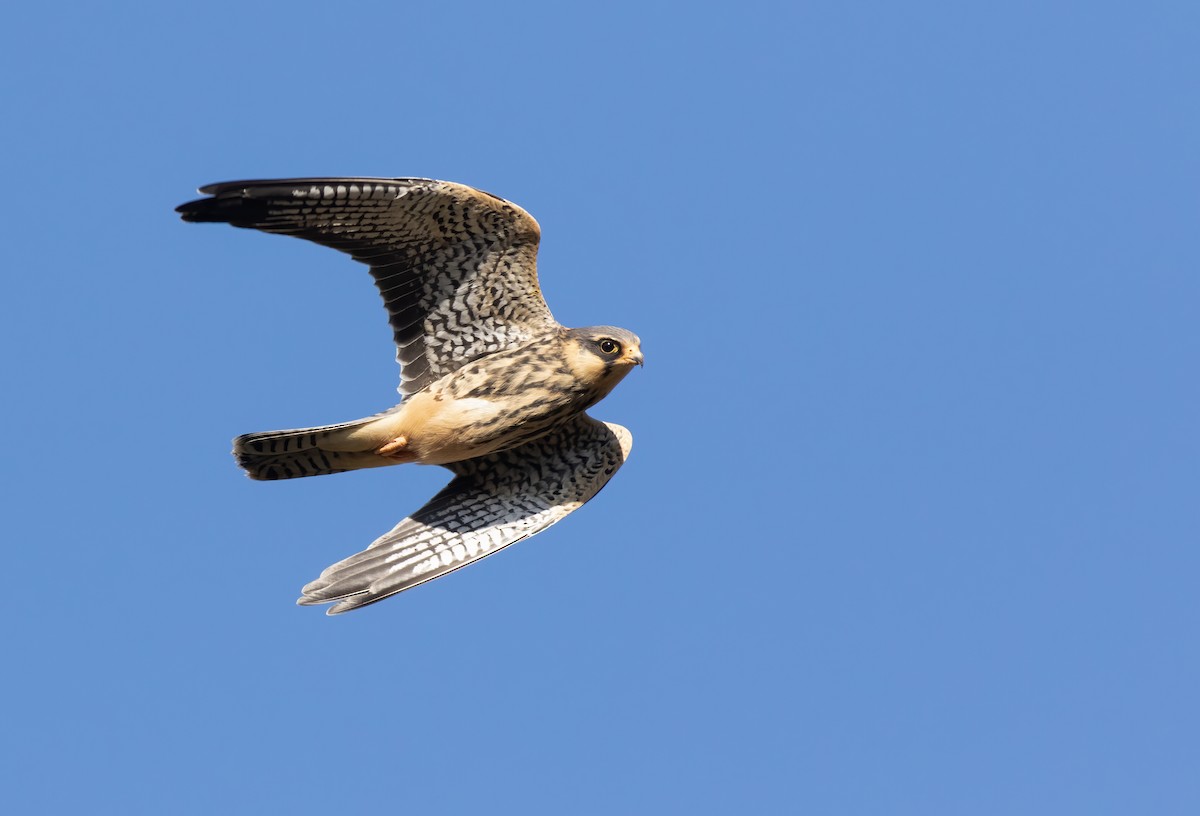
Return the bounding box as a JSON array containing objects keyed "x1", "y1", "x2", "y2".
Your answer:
[
  {"x1": 297, "y1": 415, "x2": 633, "y2": 614},
  {"x1": 177, "y1": 178, "x2": 558, "y2": 397}
]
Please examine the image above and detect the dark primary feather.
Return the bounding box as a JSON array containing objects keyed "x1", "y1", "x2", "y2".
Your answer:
[
  {"x1": 296, "y1": 414, "x2": 632, "y2": 614},
  {"x1": 177, "y1": 178, "x2": 559, "y2": 397}
]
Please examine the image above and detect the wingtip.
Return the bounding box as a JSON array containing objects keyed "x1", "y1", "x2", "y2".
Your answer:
[
  {"x1": 174, "y1": 197, "x2": 221, "y2": 222},
  {"x1": 175, "y1": 188, "x2": 272, "y2": 226},
  {"x1": 295, "y1": 595, "x2": 352, "y2": 616},
  {"x1": 175, "y1": 183, "x2": 225, "y2": 218}
]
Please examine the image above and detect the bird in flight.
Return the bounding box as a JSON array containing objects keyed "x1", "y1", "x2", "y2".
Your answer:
[{"x1": 177, "y1": 178, "x2": 642, "y2": 614}]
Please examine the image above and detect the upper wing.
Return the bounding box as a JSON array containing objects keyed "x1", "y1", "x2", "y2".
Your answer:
[
  {"x1": 297, "y1": 414, "x2": 633, "y2": 614},
  {"x1": 177, "y1": 178, "x2": 559, "y2": 397}
]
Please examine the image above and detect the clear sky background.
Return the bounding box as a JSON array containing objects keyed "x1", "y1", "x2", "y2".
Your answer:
[{"x1": 2, "y1": 1, "x2": 1197, "y2": 813}]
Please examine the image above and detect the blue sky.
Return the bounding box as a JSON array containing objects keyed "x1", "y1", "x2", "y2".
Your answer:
[{"x1": 3, "y1": 1, "x2": 1197, "y2": 812}]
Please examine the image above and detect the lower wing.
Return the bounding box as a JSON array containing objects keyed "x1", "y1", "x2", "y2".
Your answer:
[{"x1": 297, "y1": 414, "x2": 633, "y2": 614}]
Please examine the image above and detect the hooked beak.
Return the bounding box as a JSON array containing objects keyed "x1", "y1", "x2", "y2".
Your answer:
[{"x1": 629, "y1": 349, "x2": 645, "y2": 367}]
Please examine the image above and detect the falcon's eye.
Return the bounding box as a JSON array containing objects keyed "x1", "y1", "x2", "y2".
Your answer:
[{"x1": 598, "y1": 339, "x2": 620, "y2": 355}]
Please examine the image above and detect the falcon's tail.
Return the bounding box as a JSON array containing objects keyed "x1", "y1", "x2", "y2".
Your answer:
[{"x1": 233, "y1": 416, "x2": 396, "y2": 481}]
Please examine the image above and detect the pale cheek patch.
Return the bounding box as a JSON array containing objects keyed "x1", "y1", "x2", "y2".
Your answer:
[{"x1": 564, "y1": 345, "x2": 608, "y2": 384}]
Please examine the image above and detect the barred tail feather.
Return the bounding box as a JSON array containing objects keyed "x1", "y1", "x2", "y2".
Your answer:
[{"x1": 233, "y1": 417, "x2": 392, "y2": 481}]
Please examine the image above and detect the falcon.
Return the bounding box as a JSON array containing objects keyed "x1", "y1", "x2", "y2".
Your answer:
[{"x1": 176, "y1": 178, "x2": 642, "y2": 614}]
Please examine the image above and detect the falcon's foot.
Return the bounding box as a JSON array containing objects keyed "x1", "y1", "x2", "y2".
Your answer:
[{"x1": 375, "y1": 435, "x2": 414, "y2": 461}]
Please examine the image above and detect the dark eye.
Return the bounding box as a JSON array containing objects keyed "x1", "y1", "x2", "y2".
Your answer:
[{"x1": 598, "y1": 339, "x2": 620, "y2": 355}]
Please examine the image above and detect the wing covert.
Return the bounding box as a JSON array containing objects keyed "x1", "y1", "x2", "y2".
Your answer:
[{"x1": 177, "y1": 177, "x2": 559, "y2": 397}]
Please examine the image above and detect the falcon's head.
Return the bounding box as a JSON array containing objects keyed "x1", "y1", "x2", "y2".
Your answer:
[{"x1": 565, "y1": 326, "x2": 644, "y2": 401}]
